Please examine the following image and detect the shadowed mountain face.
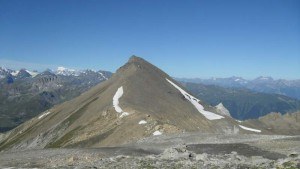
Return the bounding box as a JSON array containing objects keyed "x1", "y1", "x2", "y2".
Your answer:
[
  {"x1": 181, "y1": 82, "x2": 300, "y2": 120},
  {"x1": 0, "y1": 56, "x2": 251, "y2": 151}
]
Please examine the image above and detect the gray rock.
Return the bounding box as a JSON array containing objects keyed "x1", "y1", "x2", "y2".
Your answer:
[{"x1": 195, "y1": 153, "x2": 208, "y2": 161}]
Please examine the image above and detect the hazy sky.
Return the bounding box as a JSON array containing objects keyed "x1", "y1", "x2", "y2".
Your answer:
[{"x1": 0, "y1": 0, "x2": 299, "y2": 79}]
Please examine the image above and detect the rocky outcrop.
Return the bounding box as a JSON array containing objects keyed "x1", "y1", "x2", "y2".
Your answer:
[{"x1": 215, "y1": 103, "x2": 231, "y2": 117}]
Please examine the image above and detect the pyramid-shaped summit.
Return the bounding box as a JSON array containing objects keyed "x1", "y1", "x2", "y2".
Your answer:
[{"x1": 0, "y1": 56, "x2": 242, "y2": 150}]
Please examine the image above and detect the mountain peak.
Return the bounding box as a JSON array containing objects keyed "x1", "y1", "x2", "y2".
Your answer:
[
  {"x1": 116, "y1": 56, "x2": 154, "y2": 74},
  {"x1": 128, "y1": 55, "x2": 149, "y2": 65},
  {"x1": 255, "y1": 76, "x2": 274, "y2": 81},
  {"x1": 56, "y1": 66, "x2": 79, "y2": 76},
  {"x1": 128, "y1": 55, "x2": 143, "y2": 62},
  {"x1": 0, "y1": 55, "x2": 240, "y2": 149}
]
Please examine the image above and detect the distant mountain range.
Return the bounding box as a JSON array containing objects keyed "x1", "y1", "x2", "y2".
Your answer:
[
  {"x1": 182, "y1": 82, "x2": 300, "y2": 120},
  {"x1": 0, "y1": 67, "x2": 112, "y2": 132},
  {"x1": 176, "y1": 76, "x2": 300, "y2": 99}
]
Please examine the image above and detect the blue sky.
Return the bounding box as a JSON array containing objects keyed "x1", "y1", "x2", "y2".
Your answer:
[{"x1": 0, "y1": 0, "x2": 299, "y2": 79}]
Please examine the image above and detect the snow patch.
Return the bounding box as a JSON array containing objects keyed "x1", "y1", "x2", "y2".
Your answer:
[
  {"x1": 166, "y1": 79, "x2": 224, "y2": 120},
  {"x1": 236, "y1": 120, "x2": 243, "y2": 123},
  {"x1": 139, "y1": 120, "x2": 147, "y2": 124},
  {"x1": 239, "y1": 125, "x2": 261, "y2": 133},
  {"x1": 25, "y1": 70, "x2": 38, "y2": 77},
  {"x1": 11, "y1": 70, "x2": 19, "y2": 76},
  {"x1": 113, "y1": 87, "x2": 124, "y2": 113},
  {"x1": 38, "y1": 111, "x2": 51, "y2": 119},
  {"x1": 113, "y1": 86, "x2": 130, "y2": 118},
  {"x1": 120, "y1": 112, "x2": 129, "y2": 118},
  {"x1": 153, "y1": 131, "x2": 162, "y2": 136}
]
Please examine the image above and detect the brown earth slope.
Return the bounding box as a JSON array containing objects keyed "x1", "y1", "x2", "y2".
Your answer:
[
  {"x1": 243, "y1": 111, "x2": 300, "y2": 135},
  {"x1": 0, "y1": 56, "x2": 267, "y2": 151}
]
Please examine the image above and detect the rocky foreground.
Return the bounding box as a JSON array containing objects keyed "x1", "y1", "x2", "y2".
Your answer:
[{"x1": 0, "y1": 133, "x2": 299, "y2": 169}]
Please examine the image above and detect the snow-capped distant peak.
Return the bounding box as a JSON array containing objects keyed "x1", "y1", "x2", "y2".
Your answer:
[
  {"x1": 98, "y1": 72, "x2": 108, "y2": 80},
  {"x1": 57, "y1": 66, "x2": 75, "y2": 72},
  {"x1": 256, "y1": 76, "x2": 273, "y2": 81},
  {"x1": 0, "y1": 67, "x2": 8, "y2": 71},
  {"x1": 11, "y1": 70, "x2": 19, "y2": 76},
  {"x1": 56, "y1": 66, "x2": 79, "y2": 76},
  {"x1": 9, "y1": 69, "x2": 39, "y2": 77},
  {"x1": 0, "y1": 67, "x2": 12, "y2": 79},
  {"x1": 25, "y1": 70, "x2": 38, "y2": 77}
]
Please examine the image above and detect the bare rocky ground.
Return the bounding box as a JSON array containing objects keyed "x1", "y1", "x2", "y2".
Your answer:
[{"x1": 0, "y1": 133, "x2": 299, "y2": 169}]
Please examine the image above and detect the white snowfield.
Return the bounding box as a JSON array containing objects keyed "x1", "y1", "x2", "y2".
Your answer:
[
  {"x1": 113, "y1": 86, "x2": 129, "y2": 118},
  {"x1": 166, "y1": 79, "x2": 224, "y2": 120},
  {"x1": 139, "y1": 120, "x2": 147, "y2": 124},
  {"x1": 38, "y1": 111, "x2": 51, "y2": 119},
  {"x1": 153, "y1": 130, "x2": 162, "y2": 136},
  {"x1": 239, "y1": 125, "x2": 261, "y2": 133}
]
